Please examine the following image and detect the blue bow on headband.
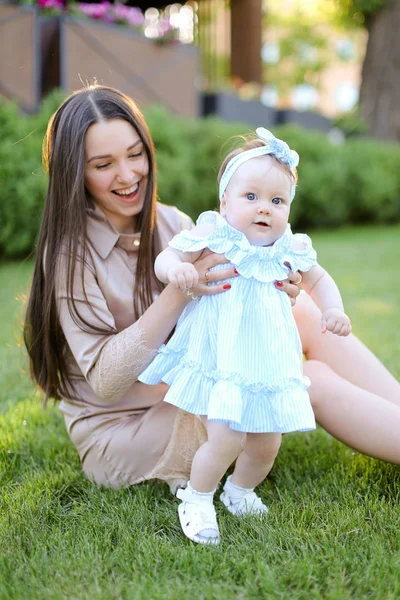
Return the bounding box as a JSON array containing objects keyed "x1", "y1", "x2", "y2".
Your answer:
[
  {"x1": 219, "y1": 127, "x2": 300, "y2": 202},
  {"x1": 255, "y1": 127, "x2": 299, "y2": 172}
]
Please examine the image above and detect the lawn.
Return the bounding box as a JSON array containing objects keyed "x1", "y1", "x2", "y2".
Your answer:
[{"x1": 0, "y1": 226, "x2": 399, "y2": 600}]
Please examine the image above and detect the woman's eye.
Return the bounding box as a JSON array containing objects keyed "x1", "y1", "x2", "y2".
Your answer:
[
  {"x1": 129, "y1": 151, "x2": 143, "y2": 159},
  {"x1": 272, "y1": 197, "x2": 281, "y2": 205},
  {"x1": 246, "y1": 193, "x2": 257, "y2": 201},
  {"x1": 95, "y1": 163, "x2": 110, "y2": 170}
]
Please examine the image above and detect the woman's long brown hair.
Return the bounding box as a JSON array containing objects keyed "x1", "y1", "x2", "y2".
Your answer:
[{"x1": 24, "y1": 85, "x2": 163, "y2": 403}]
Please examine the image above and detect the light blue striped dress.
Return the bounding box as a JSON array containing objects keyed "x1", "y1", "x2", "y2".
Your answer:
[{"x1": 139, "y1": 211, "x2": 317, "y2": 433}]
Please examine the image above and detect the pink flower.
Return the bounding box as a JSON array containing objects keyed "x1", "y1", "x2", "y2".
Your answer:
[
  {"x1": 114, "y1": 4, "x2": 144, "y2": 26},
  {"x1": 72, "y1": 2, "x2": 149, "y2": 31},
  {"x1": 77, "y1": 2, "x2": 111, "y2": 20},
  {"x1": 126, "y1": 7, "x2": 144, "y2": 27},
  {"x1": 38, "y1": 0, "x2": 64, "y2": 9}
]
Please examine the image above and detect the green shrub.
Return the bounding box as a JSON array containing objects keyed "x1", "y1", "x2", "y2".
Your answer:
[
  {"x1": 342, "y1": 139, "x2": 400, "y2": 224},
  {"x1": 0, "y1": 93, "x2": 400, "y2": 257},
  {"x1": 334, "y1": 108, "x2": 369, "y2": 138},
  {"x1": 270, "y1": 125, "x2": 351, "y2": 229},
  {"x1": 0, "y1": 91, "x2": 65, "y2": 257}
]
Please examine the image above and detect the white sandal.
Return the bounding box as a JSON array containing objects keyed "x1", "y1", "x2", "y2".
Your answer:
[
  {"x1": 176, "y1": 486, "x2": 220, "y2": 545},
  {"x1": 220, "y1": 486, "x2": 268, "y2": 517}
]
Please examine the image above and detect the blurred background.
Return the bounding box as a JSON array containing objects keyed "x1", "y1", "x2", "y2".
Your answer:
[{"x1": 0, "y1": 0, "x2": 399, "y2": 256}]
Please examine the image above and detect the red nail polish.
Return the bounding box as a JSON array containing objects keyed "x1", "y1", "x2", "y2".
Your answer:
[
  {"x1": 223, "y1": 284, "x2": 231, "y2": 290},
  {"x1": 275, "y1": 281, "x2": 283, "y2": 288},
  {"x1": 233, "y1": 268, "x2": 238, "y2": 274}
]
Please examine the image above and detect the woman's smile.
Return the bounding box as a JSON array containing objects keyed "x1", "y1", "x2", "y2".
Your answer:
[{"x1": 112, "y1": 181, "x2": 141, "y2": 202}]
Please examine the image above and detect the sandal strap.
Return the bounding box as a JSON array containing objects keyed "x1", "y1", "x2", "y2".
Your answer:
[
  {"x1": 178, "y1": 500, "x2": 219, "y2": 539},
  {"x1": 237, "y1": 491, "x2": 265, "y2": 512},
  {"x1": 176, "y1": 485, "x2": 215, "y2": 504}
]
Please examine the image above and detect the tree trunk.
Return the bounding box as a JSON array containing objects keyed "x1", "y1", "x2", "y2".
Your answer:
[
  {"x1": 360, "y1": 0, "x2": 400, "y2": 141},
  {"x1": 230, "y1": 0, "x2": 262, "y2": 83}
]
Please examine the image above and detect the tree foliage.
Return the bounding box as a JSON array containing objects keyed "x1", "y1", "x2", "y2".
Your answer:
[{"x1": 333, "y1": 0, "x2": 388, "y2": 27}]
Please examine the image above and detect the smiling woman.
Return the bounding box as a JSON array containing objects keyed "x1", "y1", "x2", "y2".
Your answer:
[
  {"x1": 23, "y1": 84, "x2": 238, "y2": 490},
  {"x1": 84, "y1": 120, "x2": 149, "y2": 233}
]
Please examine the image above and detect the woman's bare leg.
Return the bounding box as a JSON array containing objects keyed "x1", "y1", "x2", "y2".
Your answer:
[
  {"x1": 293, "y1": 293, "x2": 400, "y2": 403},
  {"x1": 293, "y1": 294, "x2": 400, "y2": 462},
  {"x1": 305, "y1": 360, "x2": 400, "y2": 463}
]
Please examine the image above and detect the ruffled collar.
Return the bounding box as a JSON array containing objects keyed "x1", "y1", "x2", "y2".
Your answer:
[
  {"x1": 169, "y1": 210, "x2": 317, "y2": 282},
  {"x1": 213, "y1": 212, "x2": 293, "y2": 259}
]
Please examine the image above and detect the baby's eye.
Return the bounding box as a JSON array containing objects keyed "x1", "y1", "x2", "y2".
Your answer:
[
  {"x1": 246, "y1": 193, "x2": 257, "y2": 201},
  {"x1": 272, "y1": 197, "x2": 282, "y2": 205}
]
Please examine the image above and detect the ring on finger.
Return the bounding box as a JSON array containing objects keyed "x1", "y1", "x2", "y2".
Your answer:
[
  {"x1": 295, "y1": 274, "x2": 303, "y2": 285},
  {"x1": 204, "y1": 270, "x2": 210, "y2": 283}
]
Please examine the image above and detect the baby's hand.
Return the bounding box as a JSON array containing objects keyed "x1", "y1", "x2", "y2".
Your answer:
[
  {"x1": 321, "y1": 308, "x2": 352, "y2": 337},
  {"x1": 167, "y1": 263, "x2": 199, "y2": 292}
]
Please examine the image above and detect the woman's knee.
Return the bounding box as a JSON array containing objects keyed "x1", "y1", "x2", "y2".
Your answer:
[
  {"x1": 304, "y1": 359, "x2": 335, "y2": 412},
  {"x1": 292, "y1": 293, "x2": 323, "y2": 354},
  {"x1": 292, "y1": 292, "x2": 320, "y2": 323}
]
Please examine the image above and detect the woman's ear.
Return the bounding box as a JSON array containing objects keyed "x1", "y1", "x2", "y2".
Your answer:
[{"x1": 220, "y1": 194, "x2": 227, "y2": 216}]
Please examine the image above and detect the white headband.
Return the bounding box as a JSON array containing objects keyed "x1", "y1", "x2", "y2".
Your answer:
[{"x1": 219, "y1": 127, "x2": 300, "y2": 202}]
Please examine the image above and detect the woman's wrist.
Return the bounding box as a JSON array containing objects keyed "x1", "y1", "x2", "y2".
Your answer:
[
  {"x1": 161, "y1": 282, "x2": 193, "y2": 307},
  {"x1": 137, "y1": 283, "x2": 190, "y2": 351}
]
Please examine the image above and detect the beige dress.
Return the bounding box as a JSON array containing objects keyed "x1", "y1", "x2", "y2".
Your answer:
[{"x1": 58, "y1": 203, "x2": 207, "y2": 489}]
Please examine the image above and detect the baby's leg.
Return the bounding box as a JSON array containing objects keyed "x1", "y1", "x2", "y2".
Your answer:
[
  {"x1": 176, "y1": 421, "x2": 244, "y2": 545},
  {"x1": 190, "y1": 421, "x2": 245, "y2": 492},
  {"x1": 220, "y1": 433, "x2": 282, "y2": 516},
  {"x1": 231, "y1": 432, "x2": 282, "y2": 489}
]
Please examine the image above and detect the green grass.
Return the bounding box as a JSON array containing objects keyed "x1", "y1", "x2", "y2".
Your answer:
[{"x1": 1, "y1": 226, "x2": 400, "y2": 599}]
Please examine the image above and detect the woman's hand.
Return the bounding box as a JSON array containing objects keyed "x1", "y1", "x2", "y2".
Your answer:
[
  {"x1": 190, "y1": 249, "x2": 239, "y2": 297},
  {"x1": 274, "y1": 266, "x2": 302, "y2": 307}
]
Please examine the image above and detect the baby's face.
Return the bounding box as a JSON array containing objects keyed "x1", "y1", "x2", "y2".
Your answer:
[{"x1": 220, "y1": 155, "x2": 292, "y2": 246}]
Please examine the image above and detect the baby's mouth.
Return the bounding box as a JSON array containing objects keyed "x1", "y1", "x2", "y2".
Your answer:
[{"x1": 254, "y1": 221, "x2": 270, "y2": 227}]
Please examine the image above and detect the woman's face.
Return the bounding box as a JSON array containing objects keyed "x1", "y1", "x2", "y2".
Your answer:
[{"x1": 84, "y1": 118, "x2": 149, "y2": 233}]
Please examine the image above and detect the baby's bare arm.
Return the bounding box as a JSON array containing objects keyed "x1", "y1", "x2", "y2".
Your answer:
[
  {"x1": 301, "y1": 265, "x2": 343, "y2": 312},
  {"x1": 155, "y1": 222, "x2": 216, "y2": 291},
  {"x1": 301, "y1": 265, "x2": 351, "y2": 336},
  {"x1": 155, "y1": 247, "x2": 200, "y2": 283}
]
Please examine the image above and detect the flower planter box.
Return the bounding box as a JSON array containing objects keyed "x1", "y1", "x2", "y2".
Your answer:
[
  {"x1": 0, "y1": 3, "x2": 59, "y2": 111},
  {"x1": 276, "y1": 109, "x2": 331, "y2": 132},
  {"x1": 40, "y1": 14, "x2": 60, "y2": 97},
  {"x1": 0, "y1": 4, "x2": 40, "y2": 111},
  {"x1": 59, "y1": 16, "x2": 200, "y2": 117},
  {"x1": 203, "y1": 92, "x2": 333, "y2": 133},
  {"x1": 202, "y1": 92, "x2": 276, "y2": 128},
  {"x1": 0, "y1": 4, "x2": 199, "y2": 117}
]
